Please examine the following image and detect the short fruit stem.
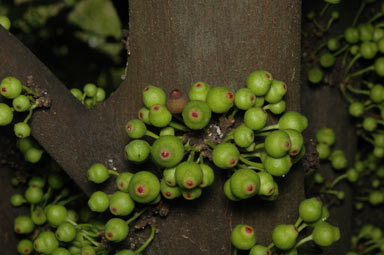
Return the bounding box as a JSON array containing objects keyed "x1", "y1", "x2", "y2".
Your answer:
[
  {"x1": 347, "y1": 65, "x2": 375, "y2": 78},
  {"x1": 347, "y1": 85, "x2": 370, "y2": 96},
  {"x1": 294, "y1": 217, "x2": 303, "y2": 228},
  {"x1": 295, "y1": 234, "x2": 313, "y2": 249},
  {"x1": 326, "y1": 16, "x2": 337, "y2": 31},
  {"x1": 239, "y1": 156, "x2": 265, "y2": 171},
  {"x1": 319, "y1": 3, "x2": 330, "y2": 17},
  {"x1": 169, "y1": 121, "x2": 189, "y2": 132},
  {"x1": 344, "y1": 54, "x2": 361, "y2": 77},
  {"x1": 339, "y1": 83, "x2": 354, "y2": 104},
  {"x1": 126, "y1": 207, "x2": 148, "y2": 225},
  {"x1": 256, "y1": 123, "x2": 279, "y2": 133},
  {"x1": 57, "y1": 194, "x2": 83, "y2": 206},
  {"x1": 333, "y1": 44, "x2": 349, "y2": 57},
  {"x1": 359, "y1": 133, "x2": 374, "y2": 145},
  {"x1": 330, "y1": 174, "x2": 347, "y2": 188},
  {"x1": 23, "y1": 104, "x2": 38, "y2": 123},
  {"x1": 352, "y1": 1, "x2": 367, "y2": 27},
  {"x1": 187, "y1": 150, "x2": 196, "y2": 162},
  {"x1": 228, "y1": 108, "x2": 238, "y2": 120},
  {"x1": 362, "y1": 80, "x2": 374, "y2": 89},
  {"x1": 368, "y1": 12, "x2": 384, "y2": 24},
  {"x1": 204, "y1": 139, "x2": 216, "y2": 149},
  {"x1": 135, "y1": 226, "x2": 156, "y2": 254},
  {"x1": 66, "y1": 218, "x2": 78, "y2": 226},
  {"x1": 254, "y1": 143, "x2": 265, "y2": 150},
  {"x1": 197, "y1": 153, "x2": 204, "y2": 164},
  {"x1": 223, "y1": 131, "x2": 234, "y2": 142},
  {"x1": 241, "y1": 152, "x2": 262, "y2": 159},
  {"x1": 298, "y1": 223, "x2": 308, "y2": 232},
  {"x1": 313, "y1": 19, "x2": 325, "y2": 32},
  {"x1": 312, "y1": 40, "x2": 328, "y2": 57},
  {"x1": 81, "y1": 232, "x2": 100, "y2": 247},
  {"x1": 22, "y1": 85, "x2": 39, "y2": 97},
  {"x1": 146, "y1": 130, "x2": 159, "y2": 139},
  {"x1": 108, "y1": 170, "x2": 120, "y2": 176}
]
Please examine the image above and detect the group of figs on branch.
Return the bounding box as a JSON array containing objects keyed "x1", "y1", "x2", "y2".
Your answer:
[{"x1": 122, "y1": 70, "x2": 308, "y2": 203}]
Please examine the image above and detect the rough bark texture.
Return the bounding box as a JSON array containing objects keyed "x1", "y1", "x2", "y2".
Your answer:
[{"x1": 0, "y1": 1, "x2": 304, "y2": 254}]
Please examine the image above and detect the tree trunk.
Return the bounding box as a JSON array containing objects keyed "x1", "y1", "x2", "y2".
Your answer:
[{"x1": 0, "y1": 1, "x2": 303, "y2": 254}]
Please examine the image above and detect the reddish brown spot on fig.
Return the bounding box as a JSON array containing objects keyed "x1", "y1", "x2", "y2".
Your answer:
[
  {"x1": 153, "y1": 105, "x2": 160, "y2": 111},
  {"x1": 251, "y1": 96, "x2": 255, "y2": 102},
  {"x1": 196, "y1": 83, "x2": 202, "y2": 88},
  {"x1": 245, "y1": 226, "x2": 253, "y2": 234},
  {"x1": 1, "y1": 87, "x2": 6, "y2": 92},
  {"x1": 24, "y1": 249, "x2": 29, "y2": 253},
  {"x1": 161, "y1": 150, "x2": 170, "y2": 159},
  {"x1": 139, "y1": 112, "x2": 143, "y2": 119},
  {"x1": 229, "y1": 158, "x2": 236, "y2": 165},
  {"x1": 321, "y1": 141, "x2": 327, "y2": 144},
  {"x1": 226, "y1": 92, "x2": 234, "y2": 100},
  {"x1": 267, "y1": 250, "x2": 271, "y2": 255},
  {"x1": 34, "y1": 244, "x2": 38, "y2": 249},
  {"x1": 15, "y1": 228, "x2": 21, "y2": 233},
  {"x1": 269, "y1": 188, "x2": 274, "y2": 194},
  {"x1": 170, "y1": 89, "x2": 182, "y2": 99},
  {"x1": 191, "y1": 111, "x2": 199, "y2": 119},
  {"x1": 283, "y1": 84, "x2": 287, "y2": 89},
  {"x1": 144, "y1": 87, "x2": 150, "y2": 91},
  {"x1": 16, "y1": 105, "x2": 21, "y2": 110},
  {"x1": 285, "y1": 141, "x2": 290, "y2": 148},
  {"x1": 294, "y1": 226, "x2": 298, "y2": 232},
  {"x1": 186, "y1": 193, "x2": 192, "y2": 198},
  {"x1": 125, "y1": 151, "x2": 129, "y2": 158},
  {"x1": 266, "y1": 73, "x2": 271, "y2": 79},
  {"x1": 112, "y1": 208, "x2": 117, "y2": 213},
  {"x1": 126, "y1": 124, "x2": 132, "y2": 131},
  {"x1": 165, "y1": 191, "x2": 172, "y2": 197},
  {"x1": 137, "y1": 186, "x2": 145, "y2": 194},
  {"x1": 247, "y1": 185, "x2": 254, "y2": 192},
  {"x1": 186, "y1": 180, "x2": 194, "y2": 187},
  {"x1": 167, "y1": 180, "x2": 172, "y2": 185},
  {"x1": 200, "y1": 180, "x2": 204, "y2": 185},
  {"x1": 107, "y1": 232, "x2": 113, "y2": 239},
  {"x1": 291, "y1": 150, "x2": 298, "y2": 155},
  {"x1": 119, "y1": 182, "x2": 125, "y2": 188}
]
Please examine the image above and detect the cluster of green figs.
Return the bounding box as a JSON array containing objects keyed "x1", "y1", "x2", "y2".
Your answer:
[
  {"x1": 0, "y1": 76, "x2": 40, "y2": 140},
  {"x1": 10, "y1": 154, "x2": 156, "y2": 255},
  {"x1": 70, "y1": 83, "x2": 106, "y2": 109},
  {"x1": 307, "y1": 0, "x2": 384, "y2": 208},
  {"x1": 305, "y1": 1, "x2": 384, "y2": 254},
  {"x1": 123, "y1": 70, "x2": 308, "y2": 203},
  {"x1": 230, "y1": 197, "x2": 340, "y2": 255}
]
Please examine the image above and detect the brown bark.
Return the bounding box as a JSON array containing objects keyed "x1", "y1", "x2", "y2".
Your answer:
[{"x1": 0, "y1": 1, "x2": 303, "y2": 254}]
